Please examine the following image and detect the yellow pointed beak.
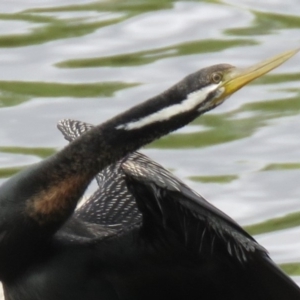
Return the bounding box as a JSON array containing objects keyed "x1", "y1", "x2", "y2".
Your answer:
[{"x1": 217, "y1": 48, "x2": 299, "y2": 104}]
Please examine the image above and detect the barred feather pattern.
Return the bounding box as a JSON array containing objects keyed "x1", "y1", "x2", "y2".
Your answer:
[{"x1": 57, "y1": 119, "x2": 142, "y2": 226}]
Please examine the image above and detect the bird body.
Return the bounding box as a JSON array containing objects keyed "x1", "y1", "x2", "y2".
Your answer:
[
  {"x1": 1, "y1": 210, "x2": 297, "y2": 300},
  {"x1": 0, "y1": 50, "x2": 299, "y2": 300},
  {"x1": 2, "y1": 213, "x2": 299, "y2": 300}
]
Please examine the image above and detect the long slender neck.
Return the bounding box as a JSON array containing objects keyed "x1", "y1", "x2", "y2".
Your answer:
[
  {"x1": 55, "y1": 80, "x2": 198, "y2": 178},
  {"x1": 0, "y1": 75, "x2": 206, "y2": 241}
]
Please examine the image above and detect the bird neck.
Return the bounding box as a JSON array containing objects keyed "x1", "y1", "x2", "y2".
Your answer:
[
  {"x1": 56, "y1": 81, "x2": 200, "y2": 179},
  {"x1": 0, "y1": 77, "x2": 208, "y2": 229}
]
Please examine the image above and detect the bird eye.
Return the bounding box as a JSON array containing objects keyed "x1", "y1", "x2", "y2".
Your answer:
[{"x1": 211, "y1": 72, "x2": 223, "y2": 84}]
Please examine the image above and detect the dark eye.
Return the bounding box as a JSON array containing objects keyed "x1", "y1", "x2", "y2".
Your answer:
[{"x1": 211, "y1": 72, "x2": 223, "y2": 84}]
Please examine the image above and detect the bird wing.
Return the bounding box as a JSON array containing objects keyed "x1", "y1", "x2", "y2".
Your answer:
[
  {"x1": 121, "y1": 155, "x2": 262, "y2": 261},
  {"x1": 58, "y1": 119, "x2": 259, "y2": 259},
  {"x1": 57, "y1": 119, "x2": 141, "y2": 226},
  {"x1": 57, "y1": 120, "x2": 300, "y2": 296},
  {"x1": 121, "y1": 158, "x2": 300, "y2": 298}
]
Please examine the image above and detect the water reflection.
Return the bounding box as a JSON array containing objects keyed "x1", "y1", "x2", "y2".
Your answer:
[{"x1": 1, "y1": 0, "x2": 300, "y2": 297}]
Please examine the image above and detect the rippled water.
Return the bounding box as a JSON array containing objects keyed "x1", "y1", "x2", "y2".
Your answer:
[{"x1": 1, "y1": 0, "x2": 300, "y2": 298}]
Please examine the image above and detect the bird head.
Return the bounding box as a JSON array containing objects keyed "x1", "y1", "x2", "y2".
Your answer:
[
  {"x1": 116, "y1": 49, "x2": 298, "y2": 131},
  {"x1": 183, "y1": 49, "x2": 298, "y2": 114}
]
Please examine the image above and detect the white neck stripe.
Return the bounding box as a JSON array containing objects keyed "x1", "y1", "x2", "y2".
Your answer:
[{"x1": 116, "y1": 84, "x2": 219, "y2": 130}]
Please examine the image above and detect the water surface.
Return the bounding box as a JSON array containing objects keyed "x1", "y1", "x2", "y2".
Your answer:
[{"x1": 1, "y1": 0, "x2": 300, "y2": 297}]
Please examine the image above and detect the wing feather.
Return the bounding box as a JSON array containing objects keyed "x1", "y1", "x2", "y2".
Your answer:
[
  {"x1": 122, "y1": 160, "x2": 300, "y2": 298},
  {"x1": 57, "y1": 119, "x2": 300, "y2": 298},
  {"x1": 57, "y1": 119, "x2": 141, "y2": 226}
]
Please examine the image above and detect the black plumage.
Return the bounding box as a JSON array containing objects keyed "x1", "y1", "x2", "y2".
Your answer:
[{"x1": 57, "y1": 118, "x2": 300, "y2": 300}]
